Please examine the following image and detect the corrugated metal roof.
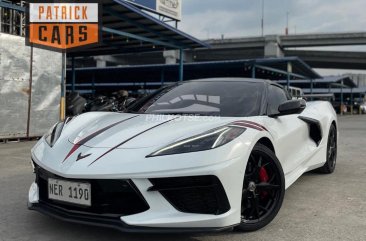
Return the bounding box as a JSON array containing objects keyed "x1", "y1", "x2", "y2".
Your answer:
[
  {"x1": 70, "y1": 0, "x2": 208, "y2": 57},
  {"x1": 275, "y1": 75, "x2": 357, "y2": 88},
  {"x1": 66, "y1": 57, "x2": 321, "y2": 89}
]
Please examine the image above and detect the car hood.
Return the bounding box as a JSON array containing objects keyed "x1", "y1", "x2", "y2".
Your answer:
[
  {"x1": 32, "y1": 112, "x2": 268, "y2": 177},
  {"x1": 65, "y1": 112, "x2": 238, "y2": 149}
]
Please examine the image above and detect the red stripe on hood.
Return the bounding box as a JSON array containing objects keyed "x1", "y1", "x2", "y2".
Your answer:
[
  {"x1": 63, "y1": 115, "x2": 138, "y2": 162},
  {"x1": 88, "y1": 117, "x2": 180, "y2": 167},
  {"x1": 232, "y1": 120, "x2": 268, "y2": 131}
]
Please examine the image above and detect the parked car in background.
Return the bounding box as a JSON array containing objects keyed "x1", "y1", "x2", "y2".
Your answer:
[
  {"x1": 352, "y1": 98, "x2": 366, "y2": 114},
  {"x1": 286, "y1": 86, "x2": 304, "y2": 99},
  {"x1": 360, "y1": 101, "x2": 366, "y2": 114}
]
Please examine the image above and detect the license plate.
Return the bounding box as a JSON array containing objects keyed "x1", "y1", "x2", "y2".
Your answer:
[{"x1": 48, "y1": 178, "x2": 91, "y2": 206}]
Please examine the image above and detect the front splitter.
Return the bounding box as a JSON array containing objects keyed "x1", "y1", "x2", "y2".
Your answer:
[{"x1": 28, "y1": 201, "x2": 236, "y2": 234}]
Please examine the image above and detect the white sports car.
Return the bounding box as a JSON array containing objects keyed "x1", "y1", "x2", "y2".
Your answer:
[{"x1": 28, "y1": 78, "x2": 338, "y2": 233}]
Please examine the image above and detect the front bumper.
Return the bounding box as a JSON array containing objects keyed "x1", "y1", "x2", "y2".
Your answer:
[
  {"x1": 28, "y1": 159, "x2": 243, "y2": 233},
  {"x1": 27, "y1": 201, "x2": 235, "y2": 233}
]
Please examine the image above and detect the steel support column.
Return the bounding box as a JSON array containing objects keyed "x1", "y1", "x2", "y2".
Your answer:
[
  {"x1": 310, "y1": 79, "x2": 314, "y2": 101},
  {"x1": 287, "y1": 61, "x2": 293, "y2": 88},
  {"x1": 71, "y1": 57, "x2": 76, "y2": 92},
  {"x1": 161, "y1": 68, "x2": 165, "y2": 85},
  {"x1": 340, "y1": 80, "x2": 344, "y2": 115},
  {"x1": 60, "y1": 52, "x2": 66, "y2": 121},
  {"x1": 179, "y1": 48, "x2": 184, "y2": 81},
  {"x1": 92, "y1": 73, "x2": 96, "y2": 94},
  {"x1": 252, "y1": 65, "x2": 256, "y2": 78},
  {"x1": 350, "y1": 88, "x2": 354, "y2": 115}
]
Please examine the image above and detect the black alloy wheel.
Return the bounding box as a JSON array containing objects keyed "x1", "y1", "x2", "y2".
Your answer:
[
  {"x1": 236, "y1": 144, "x2": 285, "y2": 232},
  {"x1": 317, "y1": 124, "x2": 337, "y2": 174}
]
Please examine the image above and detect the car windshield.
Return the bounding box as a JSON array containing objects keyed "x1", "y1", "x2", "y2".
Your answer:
[{"x1": 127, "y1": 81, "x2": 264, "y2": 117}]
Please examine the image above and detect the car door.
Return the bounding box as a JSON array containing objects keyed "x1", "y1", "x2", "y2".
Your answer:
[{"x1": 263, "y1": 84, "x2": 309, "y2": 176}]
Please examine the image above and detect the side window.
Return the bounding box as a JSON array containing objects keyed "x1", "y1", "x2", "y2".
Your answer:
[{"x1": 267, "y1": 85, "x2": 289, "y2": 115}]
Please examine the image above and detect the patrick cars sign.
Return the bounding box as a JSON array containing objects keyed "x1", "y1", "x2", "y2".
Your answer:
[{"x1": 26, "y1": 1, "x2": 101, "y2": 51}]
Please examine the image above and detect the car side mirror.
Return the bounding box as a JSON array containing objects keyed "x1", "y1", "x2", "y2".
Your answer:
[{"x1": 269, "y1": 99, "x2": 306, "y2": 118}]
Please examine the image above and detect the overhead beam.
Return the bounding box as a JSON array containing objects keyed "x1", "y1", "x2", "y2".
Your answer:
[
  {"x1": 285, "y1": 50, "x2": 366, "y2": 70},
  {"x1": 255, "y1": 64, "x2": 307, "y2": 79},
  {"x1": 68, "y1": 46, "x2": 166, "y2": 57},
  {"x1": 103, "y1": 7, "x2": 187, "y2": 49},
  {"x1": 102, "y1": 27, "x2": 181, "y2": 49}
]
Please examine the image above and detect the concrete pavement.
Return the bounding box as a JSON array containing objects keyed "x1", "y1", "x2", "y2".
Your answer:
[{"x1": 0, "y1": 115, "x2": 365, "y2": 241}]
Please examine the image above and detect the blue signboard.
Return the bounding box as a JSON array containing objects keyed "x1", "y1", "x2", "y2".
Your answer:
[
  {"x1": 126, "y1": 0, "x2": 182, "y2": 21},
  {"x1": 126, "y1": 0, "x2": 157, "y2": 12}
]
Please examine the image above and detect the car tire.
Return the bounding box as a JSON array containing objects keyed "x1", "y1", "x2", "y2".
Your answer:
[
  {"x1": 235, "y1": 143, "x2": 285, "y2": 232},
  {"x1": 317, "y1": 124, "x2": 337, "y2": 174}
]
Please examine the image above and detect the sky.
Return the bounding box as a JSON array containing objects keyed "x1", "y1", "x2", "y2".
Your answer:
[
  {"x1": 178, "y1": 0, "x2": 366, "y2": 75},
  {"x1": 179, "y1": 0, "x2": 366, "y2": 38}
]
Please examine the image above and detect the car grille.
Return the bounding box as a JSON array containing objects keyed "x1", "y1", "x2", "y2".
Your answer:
[
  {"x1": 35, "y1": 166, "x2": 149, "y2": 217},
  {"x1": 149, "y1": 176, "x2": 230, "y2": 215}
]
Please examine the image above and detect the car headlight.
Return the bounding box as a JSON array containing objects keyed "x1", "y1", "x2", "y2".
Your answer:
[
  {"x1": 147, "y1": 125, "x2": 246, "y2": 157},
  {"x1": 45, "y1": 121, "x2": 65, "y2": 147}
]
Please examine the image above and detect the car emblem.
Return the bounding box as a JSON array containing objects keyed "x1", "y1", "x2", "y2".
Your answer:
[{"x1": 76, "y1": 153, "x2": 91, "y2": 162}]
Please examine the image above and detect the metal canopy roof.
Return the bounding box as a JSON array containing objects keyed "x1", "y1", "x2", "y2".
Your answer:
[
  {"x1": 66, "y1": 57, "x2": 321, "y2": 92},
  {"x1": 302, "y1": 87, "x2": 366, "y2": 94},
  {"x1": 319, "y1": 75, "x2": 357, "y2": 88},
  {"x1": 69, "y1": 0, "x2": 208, "y2": 57},
  {"x1": 275, "y1": 75, "x2": 357, "y2": 88},
  {"x1": 250, "y1": 57, "x2": 321, "y2": 80}
]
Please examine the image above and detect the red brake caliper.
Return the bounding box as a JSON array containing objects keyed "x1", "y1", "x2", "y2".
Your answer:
[{"x1": 259, "y1": 166, "x2": 269, "y2": 198}]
